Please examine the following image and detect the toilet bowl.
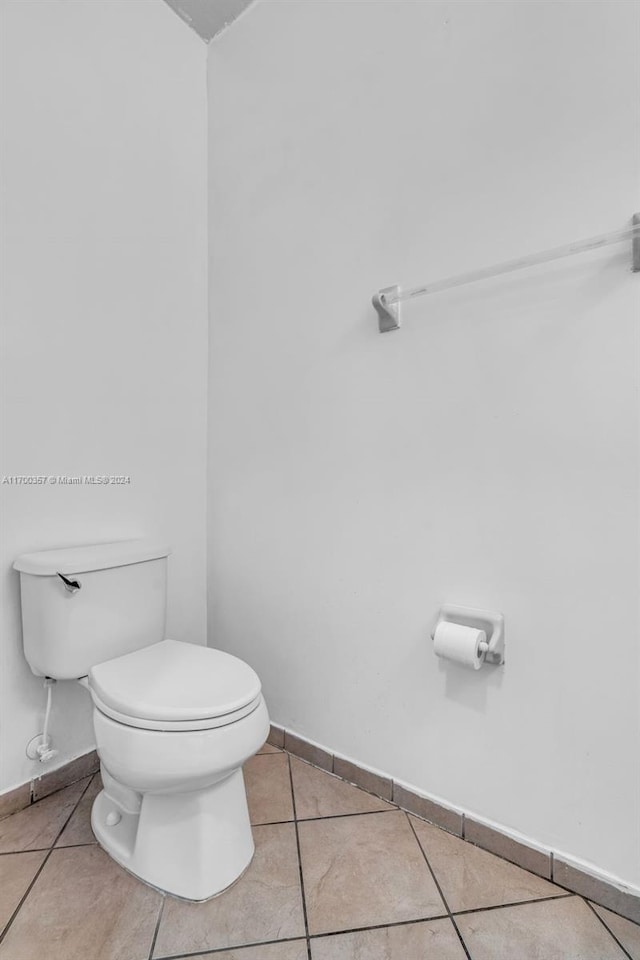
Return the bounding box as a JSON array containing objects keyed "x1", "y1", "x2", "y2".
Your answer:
[
  {"x1": 13, "y1": 540, "x2": 270, "y2": 901},
  {"x1": 87, "y1": 639, "x2": 270, "y2": 900}
]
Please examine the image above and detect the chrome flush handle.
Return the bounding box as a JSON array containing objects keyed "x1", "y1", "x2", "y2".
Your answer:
[{"x1": 57, "y1": 572, "x2": 81, "y2": 594}]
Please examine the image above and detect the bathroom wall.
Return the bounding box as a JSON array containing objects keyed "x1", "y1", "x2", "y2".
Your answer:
[
  {"x1": 0, "y1": 0, "x2": 208, "y2": 791},
  {"x1": 207, "y1": 1, "x2": 640, "y2": 889}
]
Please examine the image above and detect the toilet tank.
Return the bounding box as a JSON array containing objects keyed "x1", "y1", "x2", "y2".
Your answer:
[{"x1": 13, "y1": 540, "x2": 170, "y2": 679}]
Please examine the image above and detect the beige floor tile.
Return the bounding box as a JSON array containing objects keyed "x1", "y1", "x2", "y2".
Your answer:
[
  {"x1": 456, "y1": 896, "x2": 628, "y2": 960},
  {"x1": 174, "y1": 942, "x2": 308, "y2": 960},
  {"x1": 258, "y1": 742, "x2": 283, "y2": 755},
  {"x1": 0, "y1": 779, "x2": 89, "y2": 853},
  {"x1": 153, "y1": 823, "x2": 305, "y2": 957},
  {"x1": 592, "y1": 902, "x2": 640, "y2": 960},
  {"x1": 291, "y1": 757, "x2": 395, "y2": 820},
  {"x1": 299, "y1": 811, "x2": 445, "y2": 936},
  {"x1": 410, "y1": 816, "x2": 558, "y2": 912},
  {"x1": 0, "y1": 845, "x2": 162, "y2": 960},
  {"x1": 0, "y1": 850, "x2": 47, "y2": 932},
  {"x1": 56, "y1": 773, "x2": 102, "y2": 847},
  {"x1": 311, "y1": 919, "x2": 467, "y2": 959},
  {"x1": 244, "y1": 753, "x2": 294, "y2": 824}
]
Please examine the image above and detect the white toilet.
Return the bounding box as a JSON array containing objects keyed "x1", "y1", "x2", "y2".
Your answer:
[{"x1": 14, "y1": 540, "x2": 270, "y2": 901}]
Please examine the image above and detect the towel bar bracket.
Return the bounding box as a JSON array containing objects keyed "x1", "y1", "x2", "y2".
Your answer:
[{"x1": 372, "y1": 285, "x2": 401, "y2": 333}]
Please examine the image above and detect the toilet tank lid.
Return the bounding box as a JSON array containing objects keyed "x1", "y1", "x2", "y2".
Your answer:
[{"x1": 13, "y1": 539, "x2": 170, "y2": 576}]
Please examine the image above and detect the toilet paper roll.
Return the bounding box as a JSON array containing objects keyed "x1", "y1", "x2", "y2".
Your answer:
[{"x1": 433, "y1": 621, "x2": 487, "y2": 670}]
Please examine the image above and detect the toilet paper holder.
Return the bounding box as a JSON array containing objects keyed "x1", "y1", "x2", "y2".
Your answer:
[{"x1": 431, "y1": 604, "x2": 505, "y2": 665}]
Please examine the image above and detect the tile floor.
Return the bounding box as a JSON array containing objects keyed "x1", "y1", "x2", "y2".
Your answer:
[{"x1": 0, "y1": 744, "x2": 638, "y2": 960}]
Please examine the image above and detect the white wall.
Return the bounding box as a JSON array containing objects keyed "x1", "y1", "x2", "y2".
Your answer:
[
  {"x1": 0, "y1": 0, "x2": 208, "y2": 791},
  {"x1": 207, "y1": 0, "x2": 640, "y2": 889}
]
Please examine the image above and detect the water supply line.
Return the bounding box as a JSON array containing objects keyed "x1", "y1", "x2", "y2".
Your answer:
[{"x1": 37, "y1": 678, "x2": 58, "y2": 763}]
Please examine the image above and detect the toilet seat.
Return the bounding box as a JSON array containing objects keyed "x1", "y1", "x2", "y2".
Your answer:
[
  {"x1": 90, "y1": 690, "x2": 262, "y2": 731},
  {"x1": 89, "y1": 639, "x2": 262, "y2": 732}
]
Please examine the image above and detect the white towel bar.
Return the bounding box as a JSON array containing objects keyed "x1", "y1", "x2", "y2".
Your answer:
[{"x1": 373, "y1": 214, "x2": 640, "y2": 333}]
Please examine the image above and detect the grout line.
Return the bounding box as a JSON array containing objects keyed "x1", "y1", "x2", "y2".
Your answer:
[
  {"x1": 147, "y1": 897, "x2": 166, "y2": 960},
  {"x1": 584, "y1": 898, "x2": 635, "y2": 960},
  {"x1": 153, "y1": 934, "x2": 309, "y2": 960},
  {"x1": 300, "y1": 807, "x2": 398, "y2": 821},
  {"x1": 253, "y1": 807, "x2": 398, "y2": 828},
  {"x1": 0, "y1": 846, "x2": 51, "y2": 856},
  {"x1": 309, "y1": 914, "x2": 450, "y2": 940},
  {"x1": 451, "y1": 892, "x2": 575, "y2": 917},
  {"x1": 287, "y1": 753, "x2": 312, "y2": 960},
  {"x1": 49, "y1": 840, "x2": 98, "y2": 850},
  {"x1": 0, "y1": 839, "x2": 99, "y2": 856},
  {"x1": 406, "y1": 813, "x2": 473, "y2": 960},
  {"x1": 0, "y1": 774, "x2": 94, "y2": 945},
  {"x1": 130, "y1": 896, "x2": 618, "y2": 960}
]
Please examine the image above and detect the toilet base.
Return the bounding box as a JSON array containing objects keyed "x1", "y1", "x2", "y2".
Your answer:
[{"x1": 91, "y1": 767, "x2": 255, "y2": 901}]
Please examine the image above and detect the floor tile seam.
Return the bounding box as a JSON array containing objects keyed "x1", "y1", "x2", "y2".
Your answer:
[
  {"x1": 147, "y1": 896, "x2": 167, "y2": 960},
  {"x1": 583, "y1": 897, "x2": 635, "y2": 960},
  {"x1": 406, "y1": 812, "x2": 473, "y2": 960},
  {"x1": 286, "y1": 753, "x2": 312, "y2": 960},
  {"x1": 153, "y1": 919, "x2": 464, "y2": 960},
  {"x1": 450, "y1": 892, "x2": 576, "y2": 918},
  {"x1": 145, "y1": 897, "x2": 618, "y2": 960},
  {"x1": 252, "y1": 816, "x2": 295, "y2": 827},
  {"x1": 0, "y1": 773, "x2": 95, "y2": 945},
  {"x1": 2, "y1": 808, "x2": 398, "y2": 850},
  {"x1": 258, "y1": 808, "x2": 399, "y2": 830},
  {"x1": 308, "y1": 913, "x2": 452, "y2": 939},
  {"x1": 53, "y1": 839, "x2": 98, "y2": 850},
  {"x1": 152, "y1": 933, "x2": 309, "y2": 960},
  {"x1": 0, "y1": 846, "x2": 51, "y2": 856}
]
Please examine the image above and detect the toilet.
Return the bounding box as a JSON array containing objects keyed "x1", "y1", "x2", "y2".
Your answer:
[{"x1": 13, "y1": 540, "x2": 270, "y2": 901}]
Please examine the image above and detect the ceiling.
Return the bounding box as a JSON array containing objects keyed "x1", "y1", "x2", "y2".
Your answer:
[{"x1": 163, "y1": 0, "x2": 255, "y2": 43}]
